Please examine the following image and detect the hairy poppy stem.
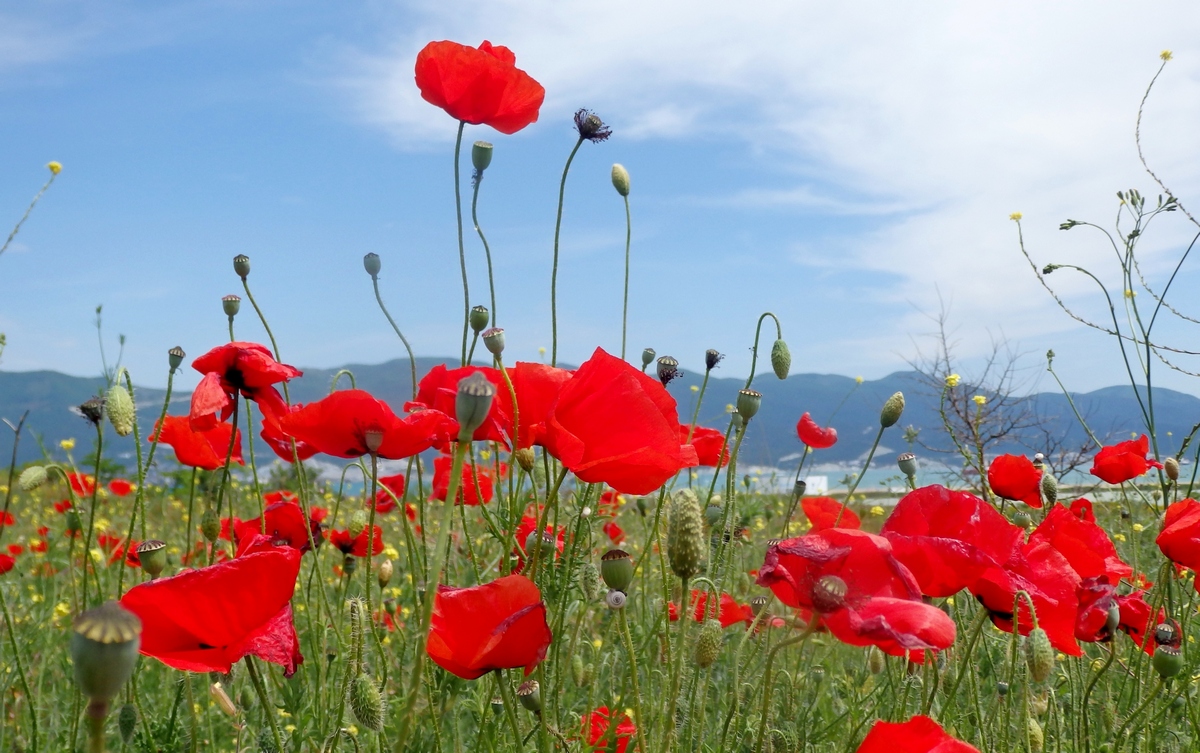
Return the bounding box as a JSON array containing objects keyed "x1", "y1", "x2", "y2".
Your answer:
[
  {"x1": 744, "y1": 312, "x2": 782, "y2": 390},
  {"x1": 550, "y1": 137, "x2": 584, "y2": 367},
  {"x1": 452, "y1": 120, "x2": 470, "y2": 367},
  {"x1": 472, "y1": 166, "x2": 497, "y2": 325},
  {"x1": 620, "y1": 193, "x2": 631, "y2": 361},
  {"x1": 0, "y1": 575, "x2": 37, "y2": 752},
  {"x1": 833, "y1": 424, "x2": 884, "y2": 528},
  {"x1": 117, "y1": 367, "x2": 167, "y2": 597},
  {"x1": 753, "y1": 617, "x2": 817, "y2": 753},
  {"x1": 616, "y1": 608, "x2": 649, "y2": 753},
  {"x1": 245, "y1": 657, "x2": 286, "y2": 753},
  {"x1": 369, "y1": 278, "x2": 419, "y2": 402},
  {"x1": 80, "y1": 422, "x2": 104, "y2": 607}
]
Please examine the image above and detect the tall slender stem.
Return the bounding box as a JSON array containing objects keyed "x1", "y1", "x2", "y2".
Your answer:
[
  {"x1": 550, "y1": 137, "x2": 585, "y2": 367},
  {"x1": 472, "y1": 171, "x2": 497, "y2": 325},
  {"x1": 452, "y1": 120, "x2": 470, "y2": 366},
  {"x1": 0, "y1": 169, "x2": 59, "y2": 261},
  {"x1": 369, "y1": 277, "x2": 419, "y2": 402},
  {"x1": 621, "y1": 194, "x2": 632, "y2": 361},
  {"x1": 617, "y1": 608, "x2": 649, "y2": 753}
]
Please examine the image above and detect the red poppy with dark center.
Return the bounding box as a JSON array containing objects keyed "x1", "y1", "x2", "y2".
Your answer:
[
  {"x1": 583, "y1": 707, "x2": 637, "y2": 753},
  {"x1": 1090, "y1": 434, "x2": 1163, "y2": 484},
  {"x1": 683, "y1": 425, "x2": 730, "y2": 467},
  {"x1": 68, "y1": 472, "x2": 95, "y2": 496},
  {"x1": 668, "y1": 590, "x2": 752, "y2": 628},
  {"x1": 189, "y1": 342, "x2": 301, "y2": 431},
  {"x1": 1029, "y1": 503, "x2": 1131, "y2": 586},
  {"x1": 279, "y1": 389, "x2": 455, "y2": 459},
  {"x1": 970, "y1": 538, "x2": 1082, "y2": 656},
  {"x1": 426, "y1": 574, "x2": 552, "y2": 679},
  {"x1": 1116, "y1": 590, "x2": 1163, "y2": 654},
  {"x1": 415, "y1": 40, "x2": 545, "y2": 134},
  {"x1": 234, "y1": 501, "x2": 319, "y2": 554},
  {"x1": 108, "y1": 478, "x2": 133, "y2": 497},
  {"x1": 797, "y1": 412, "x2": 838, "y2": 449},
  {"x1": 329, "y1": 526, "x2": 384, "y2": 558},
  {"x1": 987, "y1": 454, "x2": 1042, "y2": 508},
  {"x1": 153, "y1": 416, "x2": 244, "y2": 471},
  {"x1": 1156, "y1": 498, "x2": 1200, "y2": 591},
  {"x1": 373, "y1": 473, "x2": 407, "y2": 513},
  {"x1": 802, "y1": 496, "x2": 860, "y2": 531},
  {"x1": 881, "y1": 485, "x2": 1023, "y2": 598},
  {"x1": 543, "y1": 348, "x2": 699, "y2": 495},
  {"x1": 432, "y1": 455, "x2": 506, "y2": 506},
  {"x1": 121, "y1": 548, "x2": 303, "y2": 675},
  {"x1": 1069, "y1": 497, "x2": 1096, "y2": 523},
  {"x1": 856, "y1": 715, "x2": 980, "y2": 753}
]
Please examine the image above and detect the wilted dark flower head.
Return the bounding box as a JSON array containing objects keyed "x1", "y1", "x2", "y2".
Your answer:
[
  {"x1": 705, "y1": 350, "x2": 724, "y2": 372},
  {"x1": 574, "y1": 109, "x2": 612, "y2": 143},
  {"x1": 76, "y1": 397, "x2": 106, "y2": 427},
  {"x1": 656, "y1": 356, "x2": 681, "y2": 387}
]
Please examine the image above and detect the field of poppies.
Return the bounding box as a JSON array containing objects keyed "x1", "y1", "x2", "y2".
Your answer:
[{"x1": 2, "y1": 40, "x2": 1198, "y2": 753}]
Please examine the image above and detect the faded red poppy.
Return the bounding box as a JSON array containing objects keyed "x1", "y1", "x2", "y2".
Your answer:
[
  {"x1": 279, "y1": 389, "x2": 455, "y2": 460},
  {"x1": 1116, "y1": 590, "x2": 1162, "y2": 654},
  {"x1": 415, "y1": 40, "x2": 544, "y2": 134},
  {"x1": 374, "y1": 473, "x2": 407, "y2": 513},
  {"x1": 882, "y1": 485, "x2": 1023, "y2": 598},
  {"x1": 683, "y1": 425, "x2": 730, "y2": 468},
  {"x1": 603, "y1": 519, "x2": 625, "y2": 545},
  {"x1": 987, "y1": 454, "x2": 1042, "y2": 508},
  {"x1": 153, "y1": 416, "x2": 244, "y2": 471},
  {"x1": 1156, "y1": 498, "x2": 1200, "y2": 590},
  {"x1": 234, "y1": 501, "x2": 318, "y2": 554},
  {"x1": 121, "y1": 548, "x2": 303, "y2": 675},
  {"x1": 668, "y1": 590, "x2": 751, "y2": 628},
  {"x1": 1069, "y1": 497, "x2": 1096, "y2": 523},
  {"x1": 190, "y1": 342, "x2": 301, "y2": 431},
  {"x1": 1090, "y1": 435, "x2": 1162, "y2": 484},
  {"x1": 801, "y1": 496, "x2": 860, "y2": 531},
  {"x1": 856, "y1": 715, "x2": 979, "y2": 753},
  {"x1": 1029, "y1": 504, "x2": 1131, "y2": 585},
  {"x1": 797, "y1": 412, "x2": 838, "y2": 449},
  {"x1": 543, "y1": 348, "x2": 699, "y2": 495},
  {"x1": 432, "y1": 455, "x2": 506, "y2": 506},
  {"x1": 823, "y1": 597, "x2": 956, "y2": 659},
  {"x1": 583, "y1": 707, "x2": 637, "y2": 753},
  {"x1": 108, "y1": 478, "x2": 134, "y2": 497},
  {"x1": 971, "y1": 539, "x2": 1082, "y2": 656},
  {"x1": 329, "y1": 526, "x2": 384, "y2": 558},
  {"x1": 68, "y1": 472, "x2": 95, "y2": 496},
  {"x1": 0, "y1": 555, "x2": 13, "y2": 574},
  {"x1": 426, "y1": 574, "x2": 552, "y2": 679}
]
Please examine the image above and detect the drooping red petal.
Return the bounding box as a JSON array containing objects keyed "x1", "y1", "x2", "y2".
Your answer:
[
  {"x1": 823, "y1": 598, "x2": 956, "y2": 657},
  {"x1": 1090, "y1": 434, "x2": 1161, "y2": 484},
  {"x1": 683, "y1": 425, "x2": 730, "y2": 468},
  {"x1": 1029, "y1": 503, "x2": 1131, "y2": 585},
  {"x1": 987, "y1": 454, "x2": 1043, "y2": 508},
  {"x1": 802, "y1": 496, "x2": 860, "y2": 531},
  {"x1": 797, "y1": 412, "x2": 838, "y2": 449},
  {"x1": 426, "y1": 574, "x2": 552, "y2": 679},
  {"x1": 153, "y1": 416, "x2": 244, "y2": 471},
  {"x1": 856, "y1": 715, "x2": 980, "y2": 753}
]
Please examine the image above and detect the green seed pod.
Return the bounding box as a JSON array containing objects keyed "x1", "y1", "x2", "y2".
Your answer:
[
  {"x1": 880, "y1": 392, "x2": 905, "y2": 428},
  {"x1": 470, "y1": 305, "x2": 490, "y2": 333},
  {"x1": 736, "y1": 389, "x2": 762, "y2": 422},
  {"x1": 695, "y1": 619, "x2": 723, "y2": 668},
  {"x1": 577, "y1": 562, "x2": 601, "y2": 602},
  {"x1": 1027, "y1": 717, "x2": 1044, "y2": 753},
  {"x1": 349, "y1": 674, "x2": 385, "y2": 731},
  {"x1": 106, "y1": 381, "x2": 135, "y2": 437},
  {"x1": 770, "y1": 339, "x2": 791, "y2": 380},
  {"x1": 18, "y1": 465, "x2": 48, "y2": 491},
  {"x1": 137, "y1": 540, "x2": 167, "y2": 579},
  {"x1": 704, "y1": 504, "x2": 722, "y2": 528},
  {"x1": 1165, "y1": 457, "x2": 1180, "y2": 481},
  {"x1": 667, "y1": 489, "x2": 705, "y2": 580},
  {"x1": 810, "y1": 574, "x2": 848, "y2": 613},
  {"x1": 71, "y1": 602, "x2": 142, "y2": 707},
  {"x1": 641, "y1": 348, "x2": 656, "y2": 371},
  {"x1": 1153, "y1": 645, "x2": 1183, "y2": 679},
  {"x1": 222, "y1": 294, "x2": 241, "y2": 318},
  {"x1": 66, "y1": 509, "x2": 83, "y2": 533},
  {"x1": 456, "y1": 372, "x2": 496, "y2": 439},
  {"x1": 342, "y1": 554, "x2": 358, "y2": 575},
  {"x1": 118, "y1": 703, "x2": 138, "y2": 743},
  {"x1": 348, "y1": 509, "x2": 369, "y2": 539},
  {"x1": 611, "y1": 163, "x2": 630, "y2": 197},
  {"x1": 1013, "y1": 511, "x2": 1032, "y2": 529},
  {"x1": 233, "y1": 254, "x2": 251, "y2": 279},
  {"x1": 363, "y1": 253, "x2": 381, "y2": 278},
  {"x1": 482, "y1": 327, "x2": 505, "y2": 356},
  {"x1": 472, "y1": 141, "x2": 494, "y2": 172},
  {"x1": 571, "y1": 654, "x2": 587, "y2": 687},
  {"x1": 168, "y1": 346, "x2": 186, "y2": 372},
  {"x1": 896, "y1": 453, "x2": 918, "y2": 478},
  {"x1": 201, "y1": 508, "x2": 220, "y2": 543},
  {"x1": 517, "y1": 680, "x2": 541, "y2": 713},
  {"x1": 1026, "y1": 628, "x2": 1054, "y2": 682},
  {"x1": 490, "y1": 697, "x2": 504, "y2": 716},
  {"x1": 866, "y1": 646, "x2": 885, "y2": 675},
  {"x1": 996, "y1": 681, "x2": 1009, "y2": 696},
  {"x1": 600, "y1": 549, "x2": 635, "y2": 592},
  {"x1": 1040, "y1": 473, "x2": 1058, "y2": 506}
]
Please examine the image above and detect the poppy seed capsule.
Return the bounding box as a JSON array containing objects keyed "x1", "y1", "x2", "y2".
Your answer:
[
  {"x1": 611, "y1": 163, "x2": 630, "y2": 196},
  {"x1": 880, "y1": 392, "x2": 905, "y2": 428},
  {"x1": 490, "y1": 697, "x2": 505, "y2": 715},
  {"x1": 470, "y1": 305, "x2": 490, "y2": 333},
  {"x1": 455, "y1": 372, "x2": 496, "y2": 439},
  {"x1": 1027, "y1": 628, "x2": 1054, "y2": 682},
  {"x1": 657, "y1": 356, "x2": 681, "y2": 386},
  {"x1": 516, "y1": 680, "x2": 541, "y2": 713},
  {"x1": 482, "y1": 327, "x2": 505, "y2": 355},
  {"x1": 137, "y1": 540, "x2": 167, "y2": 579},
  {"x1": 363, "y1": 252, "x2": 381, "y2": 278},
  {"x1": 106, "y1": 382, "x2": 135, "y2": 437},
  {"x1": 1153, "y1": 646, "x2": 1183, "y2": 679},
  {"x1": 1013, "y1": 511, "x2": 1032, "y2": 530},
  {"x1": 18, "y1": 465, "x2": 48, "y2": 491},
  {"x1": 513, "y1": 447, "x2": 535, "y2": 473},
  {"x1": 667, "y1": 489, "x2": 705, "y2": 580},
  {"x1": 377, "y1": 559, "x2": 393, "y2": 588},
  {"x1": 1041, "y1": 473, "x2": 1058, "y2": 505},
  {"x1": 705, "y1": 349, "x2": 723, "y2": 372},
  {"x1": 524, "y1": 530, "x2": 557, "y2": 560},
  {"x1": 1165, "y1": 457, "x2": 1180, "y2": 481},
  {"x1": 897, "y1": 453, "x2": 918, "y2": 478},
  {"x1": 168, "y1": 345, "x2": 186, "y2": 372},
  {"x1": 641, "y1": 348, "x2": 656, "y2": 371},
  {"x1": 811, "y1": 575, "x2": 848, "y2": 613},
  {"x1": 573, "y1": 109, "x2": 611, "y2": 142},
  {"x1": 71, "y1": 601, "x2": 142, "y2": 710},
  {"x1": 233, "y1": 254, "x2": 250, "y2": 279},
  {"x1": 770, "y1": 339, "x2": 791, "y2": 380},
  {"x1": 736, "y1": 389, "x2": 762, "y2": 422},
  {"x1": 605, "y1": 589, "x2": 627, "y2": 609},
  {"x1": 350, "y1": 674, "x2": 385, "y2": 731},
  {"x1": 201, "y1": 508, "x2": 220, "y2": 543},
  {"x1": 472, "y1": 141, "x2": 494, "y2": 172},
  {"x1": 749, "y1": 595, "x2": 769, "y2": 617},
  {"x1": 695, "y1": 619, "x2": 723, "y2": 668},
  {"x1": 222, "y1": 294, "x2": 241, "y2": 317},
  {"x1": 600, "y1": 549, "x2": 635, "y2": 592}
]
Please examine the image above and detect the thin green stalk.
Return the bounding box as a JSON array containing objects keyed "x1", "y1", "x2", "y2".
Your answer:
[
  {"x1": 661, "y1": 575, "x2": 691, "y2": 753},
  {"x1": 472, "y1": 167, "x2": 497, "y2": 325},
  {"x1": 620, "y1": 194, "x2": 631, "y2": 361},
  {"x1": 550, "y1": 137, "x2": 585, "y2": 367},
  {"x1": 80, "y1": 422, "x2": 105, "y2": 607},
  {"x1": 617, "y1": 609, "x2": 649, "y2": 753},
  {"x1": 246, "y1": 657, "x2": 286, "y2": 753},
  {"x1": 117, "y1": 367, "x2": 168, "y2": 596},
  {"x1": 0, "y1": 167, "x2": 59, "y2": 261},
  {"x1": 0, "y1": 582, "x2": 36, "y2": 752},
  {"x1": 369, "y1": 276, "x2": 418, "y2": 401},
  {"x1": 753, "y1": 620, "x2": 817, "y2": 753},
  {"x1": 452, "y1": 120, "x2": 470, "y2": 366},
  {"x1": 833, "y1": 425, "x2": 885, "y2": 527}
]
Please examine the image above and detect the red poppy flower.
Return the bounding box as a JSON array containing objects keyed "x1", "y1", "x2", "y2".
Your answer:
[
  {"x1": 1116, "y1": 590, "x2": 1162, "y2": 654},
  {"x1": 1069, "y1": 497, "x2": 1096, "y2": 523},
  {"x1": 111, "y1": 539, "x2": 141, "y2": 567},
  {"x1": 971, "y1": 539, "x2": 1082, "y2": 656},
  {"x1": 31, "y1": 540, "x2": 47, "y2": 554},
  {"x1": 513, "y1": 514, "x2": 565, "y2": 571},
  {"x1": 882, "y1": 485, "x2": 1023, "y2": 598},
  {"x1": 797, "y1": 412, "x2": 838, "y2": 449},
  {"x1": 544, "y1": 348, "x2": 699, "y2": 495},
  {"x1": 1157, "y1": 498, "x2": 1200, "y2": 590},
  {"x1": 190, "y1": 342, "x2": 301, "y2": 431},
  {"x1": 503, "y1": 362, "x2": 573, "y2": 449},
  {"x1": 255, "y1": 395, "x2": 321, "y2": 462},
  {"x1": 414, "y1": 40, "x2": 545, "y2": 135},
  {"x1": 153, "y1": 416, "x2": 244, "y2": 471},
  {"x1": 1074, "y1": 576, "x2": 1118, "y2": 643},
  {"x1": 583, "y1": 706, "x2": 637, "y2": 753},
  {"x1": 683, "y1": 425, "x2": 730, "y2": 468},
  {"x1": 822, "y1": 597, "x2": 956, "y2": 659},
  {"x1": 426, "y1": 574, "x2": 552, "y2": 679},
  {"x1": 1090, "y1": 435, "x2": 1163, "y2": 484},
  {"x1": 54, "y1": 500, "x2": 72, "y2": 514},
  {"x1": 234, "y1": 501, "x2": 318, "y2": 554},
  {"x1": 1029, "y1": 504, "x2": 1131, "y2": 586},
  {"x1": 309, "y1": 506, "x2": 329, "y2": 524},
  {"x1": 603, "y1": 520, "x2": 626, "y2": 545},
  {"x1": 801, "y1": 496, "x2": 860, "y2": 531},
  {"x1": 37, "y1": 525, "x2": 48, "y2": 537},
  {"x1": 279, "y1": 389, "x2": 455, "y2": 459},
  {"x1": 108, "y1": 478, "x2": 134, "y2": 497},
  {"x1": 987, "y1": 454, "x2": 1042, "y2": 508},
  {"x1": 668, "y1": 590, "x2": 752, "y2": 628},
  {"x1": 329, "y1": 526, "x2": 384, "y2": 558},
  {"x1": 0, "y1": 511, "x2": 13, "y2": 527},
  {"x1": 856, "y1": 715, "x2": 980, "y2": 753},
  {"x1": 597, "y1": 490, "x2": 623, "y2": 517},
  {"x1": 373, "y1": 473, "x2": 407, "y2": 513},
  {"x1": 431, "y1": 455, "x2": 506, "y2": 506},
  {"x1": 263, "y1": 490, "x2": 297, "y2": 506},
  {"x1": 0, "y1": 555, "x2": 13, "y2": 574},
  {"x1": 121, "y1": 548, "x2": 303, "y2": 676},
  {"x1": 68, "y1": 472, "x2": 96, "y2": 496},
  {"x1": 7, "y1": 544, "x2": 23, "y2": 556}
]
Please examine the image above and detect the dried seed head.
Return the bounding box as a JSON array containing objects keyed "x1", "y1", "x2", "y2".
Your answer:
[
  {"x1": 705, "y1": 349, "x2": 723, "y2": 372},
  {"x1": 810, "y1": 575, "x2": 848, "y2": 613},
  {"x1": 78, "y1": 397, "x2": 105, "y2": 427},
  {"x1": 656, "y1": 356, "x2": 681, "y2": 387},
  {"x1": 573, "y1": 109, "x2": 612, "y2": 142}
]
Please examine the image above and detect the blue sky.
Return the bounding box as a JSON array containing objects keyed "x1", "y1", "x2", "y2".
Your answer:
[{"x1": 2, "y1": 1, "x2": 1200, "y2": 397}]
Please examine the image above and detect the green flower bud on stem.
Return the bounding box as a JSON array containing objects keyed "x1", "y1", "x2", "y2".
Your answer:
[
  {"x1": 350, "y1": 674, "x2": 385, "y2": 731},
  {"x1": 201, "y1": 508, "x2": 220, "y2": 543},
  {"x1": 1165, "y1": 457, "x2": 1180, "y2": 481},
  {"x1": 667, "y1": 489, "x2": 705, "y2": 580},
  {"x1": 770, "y1": 338, "x2": 791, "y2": 380},
  {"x1": 106, "y1": 378, "x2": 136, "y2": 437},
  {"x1": 867, "y1": 646, "x2": 885, "y2": 675},
  {"x1": 880, "y1": 392, "x2": 905, "y2": 428},
  {"x1": 18, "y1": 465, "x2": 48, "y2": 491},
  {"x1": 348, "y1": 509, "x2": 369, "y2": 539},
  {"x1": 377, "y1": 558, "x2": 393, "y2": 588},
  {"x1": 118, "y1": 703, "x2": 138, "y2": 743},
  {"x1": 513, "y1": 448, "x2": 535, "y2": 473},
  {"x1": 1028, "y1": 717, "x2": 1044, "y2": 753},
  {"x1": 1027, "y1": 627, "x2": 1054, "y2": 682},
  {"x1": 1040, "y1": 472, "x2": 1057, "y2": 505},
  {"x1": 695, "y1": 619, "x2": 722, "y2": 668},
  {"x1": 611, "y1": 163, "x2": 630, "y2": 197}
]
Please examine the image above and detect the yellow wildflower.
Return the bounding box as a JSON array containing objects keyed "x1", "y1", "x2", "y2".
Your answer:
[
  {"x1": 945, "y1": 374, "x2": 961, "y2": 388},
  {"x1": 869, "y1": 505, "x2": 885, "y2": 516},
  {"x1": 855, "y1": 376, "x2": 864, "y2": 384},
  {"x1": 1010, "y1": 212, "x2": 1023, "y2": 221},
  {"x1": 972, "y1": 395, "x2": 987, "y2": 406},
  {"x1": 60, "y1": 438, "x2": 76, "y2": 451},
  {"x1": 47, "y1": 161, "x2": 62, "y2": 175},
  {"x1": 1132, "y1": 523, "x2": 1144, "y2": 533},
  {"x1": 1161, "y1": 50, "x2": 1173, "y2": 61}
]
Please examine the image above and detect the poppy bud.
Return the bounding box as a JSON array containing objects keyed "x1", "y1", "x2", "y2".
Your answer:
[
  {"x1": 137, "y1": 540, "x2": 167, "y2": 579},
  {"x1": 18, "y1": 465, "x2": 48, "y2": 491},
  {"x1": 667, "y1": 489, "x2": 705, "y2": 581},
  {"x1": 378, "y1": 559, "x2": 394, "y2": 588},
  {"x1": 350, "y1": 674, "x2": 385, "y2": 731},
  {"x1": 472, "y1": 141, "x2": 494, "y2": 172},
  {"x1": 106, "y1": 381, "x2": 136, "y2": 437},
  {"x1": 695, "y1": 619, "x2": 723, "y2": 668},
  {"x1": 897, "y1": 453, "x2": 918, "y2": 478},
  {"x1": 866, "y1": 646, "x2": 886, "y2": 675},
  {"x1": 517, "y1": 680, "x2": 541, "y2": 713},
  {"x1": 222, "y1": 294, "x2": 241, "y2": 318},
  {"x1": 348, "y1": 510, "x2": 369, "y2": 539},
  {"x1": 600, "y1": 549, "x2": 634, "y2": 592},
  {"x1": 704, "y1": 504, "x2": 722, "y2": 528},
  {"x1": 1040, "y1": 473, "x2": 1057, "y2": 505},
  {"x1": 168, "y1": 346, "x2": 186, "y2": 372},
  {"x1": 705, "y1": 349, "x2": 723, "y2": 372},
  {"x1": 71, "y1": 601, "x2": 142, "y2": 712},
  {"x1": 635, "y1": 496, "x2": 648, "y2": 516},
  {"x1": 880, "y1": 392, "x2": 905, "y2": 428},
  {"x1": 577, "y1": 562, "x2": 601, "y2": 602},
  {"x1": 1026, "y1": 628, "x2": 1054, "y2": 682},
  {"x1": 770, "y1": 339, "x2": 791, "y2": 380},
  {"x1": 363, "y1": 252, "x2": 381, "y2": 278},
  {"x1": 1165, "y1": 457, "x2": 1180, "y2": 481},
  {"x1": 343, "y1": 554, "x2": 358, "y2": 575},
  {"x1": 657, "y1": 356, "x2": 681, "y2": 386},
  {"x1": 1013, "y1": 511, "x2": 1032, "y2": 529},
  {"x1": 482, "y1": 327, "x2": 505, "y2": 356},
  {"x1": 66, "y1": 509, "x2": 83, "y2": 533},
  {"x1": 513, "y1": 448, "x2": 535, "y2": 473},
  {"x1": 1028, "y1": 717, "x2": 1044, "y2": 753},
  {"x1": 605, "y1": 589, "x2": 627, "y2": 609},
  {"x1": 210, "y1": 681, "x2": 238, "y2": 717},
  {"x1": 611, "y1": 163, "x2": 630, "y2": 196},
  {"x1": 811, "y1": 575, "x2": 848, "y2": 613},
  {"x1": 490, "y1": 697, "x2": 505, "y2": 716},
  {"x1": 571, "y1": 654, "x2": 588, "y2": 686},
  {"x1": 118, "y1": 702, "x2": 138, "y2": 742},
  {"x1": 736, "y1": 389, "x2": 761, "y2": 422},
  {"x1": 455, "y1": 372, "x2": 496, "y2": 440},
  {"x1": 1153, "y1": 645, "x2": 1183, "y2": 679},
  {"x1": 201, "y1": 508, "x2": 220, "y2": 543},
  {"x1": 470, "y1": 305, "x2": 490, "y2": 333},
  {"x1": 233, "y1": 254, "x2": 250, "y2": 279},
  {"x1": 641, "y1": 348, "x2": 656, "y2": 371}
]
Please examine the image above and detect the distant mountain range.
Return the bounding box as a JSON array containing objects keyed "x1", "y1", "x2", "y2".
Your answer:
[{"x1": 2, "y1": 357, "x2": 1196, "y2": 474}]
